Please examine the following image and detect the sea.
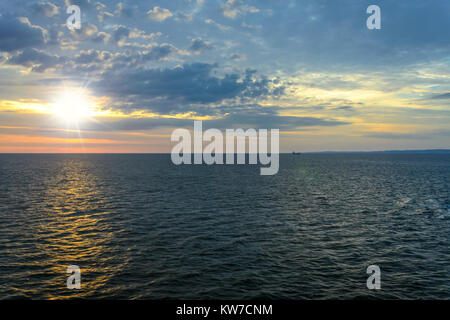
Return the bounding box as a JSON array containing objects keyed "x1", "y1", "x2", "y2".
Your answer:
[{"x1": 0, "y1": 153, "x2": 449, "y2": 299}]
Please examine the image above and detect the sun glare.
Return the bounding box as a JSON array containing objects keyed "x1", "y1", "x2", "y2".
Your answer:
[{"x1": 52, "y1": 90, "x2": 94, "y2": 122}]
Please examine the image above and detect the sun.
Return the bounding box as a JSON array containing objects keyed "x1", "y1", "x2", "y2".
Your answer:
[{"x1": 51, "y1": 89, "x2": 94, "y2": 122}]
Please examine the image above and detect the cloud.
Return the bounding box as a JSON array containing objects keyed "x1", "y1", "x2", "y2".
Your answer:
[
  {"x1": 62, "y1": 44, "x2": 178, "y2": 72},
  {"x1": 76, "y1": 107, "x2": 348, "y2": 132},
  {"x1": 92, "y1": 63, "x2": 285, "y2": 113},
  {"x1": 0, "y1": 16, "x2": 47, "y2": 52},
  {"x1": 92, "y1": 31, "x2": 111, "y2": 44},
  {"x1": 430, "y1": 93, "x2": 450, "y2": 99},
  {"x1": 147, "y1": 6, "x2": 173, "y2": 21},
  {"x1": 7, "y1": 48, "x2": 65, "y2": 72},
  {"x1": 140, "y1": 44, "x2": 177, "y2": 61},
  {"x1": 109, "y1": 25, "x2": 161, "y2": 47},
  {"x1": 230, "y1": 53, "x2": 246, "y2": 61},
  {"x1": 257, "y1": 1, "x2": 450, "y2": 69},
  {"x1": 206, "y1": 109, "x2": 349, "y2": 130},
  {"x1": 74, "y1": 50, "x2": 113, "y2": 64},
  {"x1": 64, "y1": 0, "x2": 93, "y2": 8},
  {"x1": 221, "y1": 0, "x2": 259, "y2": 19},
  {"x1": 0, "y1": 0, "x2": 449, "y2": 153},
  {"x1": 115, "y1": 2, "x2": 135, "y2": 18},
  {"x1": 95, "y1": 2, "x2": 114, "y2": 22},
  {"x1": 30, "y1": 2, "x2": 59, "y2": 17},
  {"x1": 333, "y1": 106, "x2": 356, "y2": 111},
  {"x1": 364, "y1": 130, "x2": 450, "y2": 140},
  {"x1": 175, "y1": 12, "x2": 193, "y2": 22},
  {"x1": 111, "y1": 25, "x2": 161, "y2": 46},
  {"x1": 189, "y1": 38, "x2": 213, "y2": 54},
  {"x1": 241, "y1": 22, "x2": 262, "y2": 29},
  {"x1": 204, "y1": 18, "x2": 231, "y2": 31},
  {"x1": 71, "y1": 23, "x2": 110, "y2": 44},
  {"x1": 113, "y1": 25, "x2": 131, "y2": 42}
]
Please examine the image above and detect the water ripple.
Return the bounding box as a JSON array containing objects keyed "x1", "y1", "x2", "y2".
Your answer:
[{"x1": 0, "y1": 154, "x2": 449, "y2": 299}]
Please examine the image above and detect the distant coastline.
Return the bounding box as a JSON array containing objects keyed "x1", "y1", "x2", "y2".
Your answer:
[{"x1": 303, "y1": 149, "x2": 450, "y2": 154}]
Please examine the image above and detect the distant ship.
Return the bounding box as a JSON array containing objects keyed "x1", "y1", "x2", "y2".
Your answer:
[{"x1": 292, "y1": 151, "x2": 302, "y2": 155}]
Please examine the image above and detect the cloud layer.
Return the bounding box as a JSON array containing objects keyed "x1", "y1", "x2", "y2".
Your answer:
[{"x1": 0, "y1": 0, "x2": 449, "y2": 151}]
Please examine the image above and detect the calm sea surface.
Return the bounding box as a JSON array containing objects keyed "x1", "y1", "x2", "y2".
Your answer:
[{"x1": 0, "y1": 154, "x2": 449, "y2": 299}]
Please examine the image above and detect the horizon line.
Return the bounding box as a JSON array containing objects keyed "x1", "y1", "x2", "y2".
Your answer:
[{"x1": 0, "y1": 149, "x2": 449, "y2": 155}]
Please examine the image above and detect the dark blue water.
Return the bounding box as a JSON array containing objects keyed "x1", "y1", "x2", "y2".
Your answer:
[{"x1": 0, "y1": 154, "x2": 449, "y2": 299}]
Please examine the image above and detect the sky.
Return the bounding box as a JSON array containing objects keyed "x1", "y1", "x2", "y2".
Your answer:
[{"x1": 0, "y1": 0, "x2": 449, "y2": 153}]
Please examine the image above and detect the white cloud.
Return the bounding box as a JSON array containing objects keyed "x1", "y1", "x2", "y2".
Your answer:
[
  {"x1": 147, "y1": 6, "x2": 173, "y2": 22},
  {"x1": 30, "y1": 1, "x2": 59, "y2": 17},
  {"x1": 205, "y1": 19, "x2": 231, "y2": 31},
  {"x1": 221, "y1": 0, "x2": 259, "y2": 19}
]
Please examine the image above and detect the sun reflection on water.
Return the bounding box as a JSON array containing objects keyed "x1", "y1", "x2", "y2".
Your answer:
[{"x1": 29, "y1": 158, "x2": 127, "y2": 299}]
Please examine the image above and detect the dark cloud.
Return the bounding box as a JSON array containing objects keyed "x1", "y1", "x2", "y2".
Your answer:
[
  {"x1": 95, "y1": 43, "x2": 178, "y2": 69},
  {"x1": 46, "y1": 27, "x2": 64, "y2": 46},
  {"x1": 92, "y1": 63, "x2": 285, "y2": 113},
  {"x1": 364, "y1": 130, "x2": 450, "y2": 140},
  {"x1": 230, "y1": 53, "x2": 246, "y2": 61},
  {"x1": 76, "y1": 109, "x2": 348, "y2": 132},
  {"x1": 430, "y1": 93, "x2": 450, "y2": 100},
  {"x1": 113, "y1": 25, "x2": 131, "y2": 42},
  {"x1": 7, "y1": 48, "x2": 65, "y2": 72},
  {"x1": 141, "y1": 44, "x2": 176, "y2": 61},
  {"x1": 189, "y1": 38, "x2": 213, "y2": 54},
  {"x1": 74, "y1": 50, "x2": 112, "y2": 64},
  {"x1": 0, "y1": 105, "x2": 347, "y2": 133},
  {"x1": 0, "y1": 16, "x2": 47, "y2": 52},
  {"x1": 206, "y1": 110, "x2": 349, "y2": 130},
  {"x1": 333, "y1": 106, "x2": 358, "y2": 113}
]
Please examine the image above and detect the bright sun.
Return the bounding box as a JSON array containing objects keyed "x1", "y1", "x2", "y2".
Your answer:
[{"x1": 52, "y1": 90, "x2": 94, "y2": 122}]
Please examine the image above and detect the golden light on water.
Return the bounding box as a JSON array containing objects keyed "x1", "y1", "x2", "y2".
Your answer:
[{"x1": 33, "y1": 159, "x2": 127, "y2": 299}]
